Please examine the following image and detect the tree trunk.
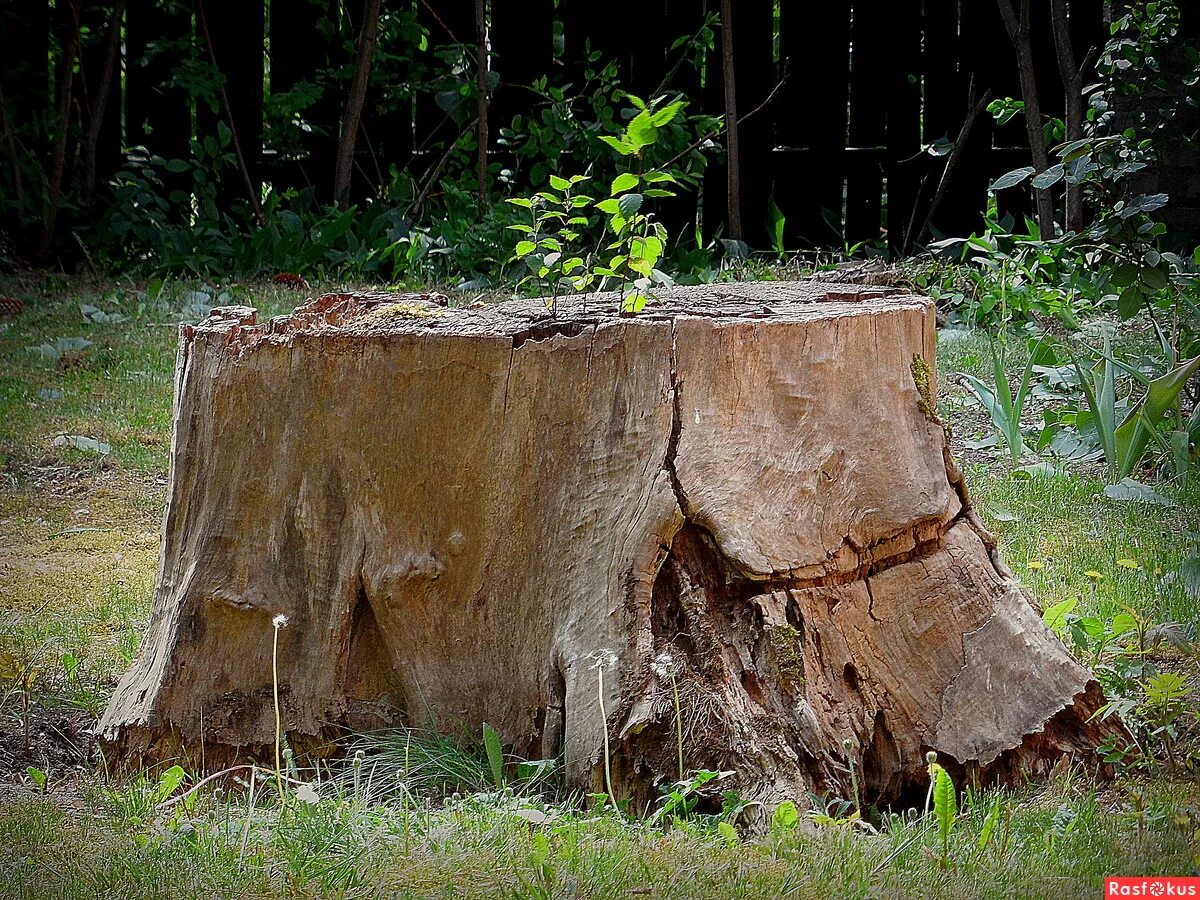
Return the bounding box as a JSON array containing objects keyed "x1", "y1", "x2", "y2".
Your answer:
[
  {"x1": 997, "y1": 0, "x2": 1057, "y2": 234},
  {"x1": 38, "y1": 0, "x2": 80, "y2": 264},
  {"x1": 80, "y1": 0, "x2": 126, "y2": 208},
  {"x1": 719, "y1": 0, "x2": 742, "y2": 242},
  {"x1": 1051, "y1": 0, "x2": 1085, "y2": 234},
  {"x1": 99, "y1": 283, "x2": 1123, "y2": 818},
  {"x1": 333, "y1": 0, "x2": 383, "y2": 209},
  {"x1": 474, "y1": 0, "x2": 489, "y2": 201},
  {"x1": 331, "y1": 0, "x2": 381, "y2": 210}
]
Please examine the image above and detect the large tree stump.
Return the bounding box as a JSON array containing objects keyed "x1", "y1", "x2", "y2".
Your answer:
[{"x1": 100, "y1": 283, "x2": 1121, "y2": 813}]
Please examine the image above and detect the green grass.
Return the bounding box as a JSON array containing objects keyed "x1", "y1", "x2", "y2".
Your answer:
[
  {"x1": 0, "y1": 275, "x2": 1197, "y2": 898},
  {"x1": 938, "y1": 328, "x2": 1200, "y2": 630},
  {"x1": 1, "y1": 776, "x2": 1196, "y2": 899}
]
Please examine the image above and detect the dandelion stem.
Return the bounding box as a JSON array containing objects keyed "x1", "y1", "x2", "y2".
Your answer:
[
  {"x1": 671, "y1": 673, "x2": 684, "y2": 782},
  {"x1": 598, "y1": 664, "x2": 615, "y2": 809},
  {"x1": 272, "y1": 617, "x2": 286, "y2": 802}
]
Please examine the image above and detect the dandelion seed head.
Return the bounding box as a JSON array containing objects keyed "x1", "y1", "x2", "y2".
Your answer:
[
  {"x1": 650, "y1": 650, "x2": 682, "y2": 679},
  {"x1": 590, "y1": 648, "x2": 619, "y2": 671},
  {"x1": 272, "y1": 613, "x2": 289, "y2": 629}
]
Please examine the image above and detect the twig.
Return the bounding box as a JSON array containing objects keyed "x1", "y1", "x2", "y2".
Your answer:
[
  {"x1": 658, "y1": 71, "x2": 787, "y2": 175},
  {"x1": 410, "y1": 118, "x2": 478, "y2": 219},
  {"x1": 157, "y1": 763, "x2": 308, "y2": 810}
]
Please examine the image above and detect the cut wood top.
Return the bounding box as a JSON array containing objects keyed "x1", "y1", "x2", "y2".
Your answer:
[{"x1": 196, "y1": 282, "x2": 931, "y2": 344}]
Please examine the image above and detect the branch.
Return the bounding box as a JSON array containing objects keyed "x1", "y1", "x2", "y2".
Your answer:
[
  {"x1": 906, "y1": 83, "x2": 994, "y2": 250},
  {"x1": 0, "y1": 81, "x2": 22, "y2": 209},
  {"x1": 658, "y1": 67, "x2": 788, "y2": 177},
  {"x1": 995, "y1": 0, "x2": 1019, "y2": 39},
  {"x1": 411, "y1": 118, "x2": 478, "y2": 219}
]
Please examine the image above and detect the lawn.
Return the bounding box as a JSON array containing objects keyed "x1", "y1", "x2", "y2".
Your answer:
[{"x1": 0, "y1": 273, "x2": 1197, "y2": 899}]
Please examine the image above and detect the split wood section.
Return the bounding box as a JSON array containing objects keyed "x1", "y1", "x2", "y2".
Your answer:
[{"x1": 100, "y1": 283, "x2": 1121, "y2": 815}]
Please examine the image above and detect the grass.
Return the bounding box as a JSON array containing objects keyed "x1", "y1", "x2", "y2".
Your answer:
[{"x1": 0, "y1": 274, "x2": 1197, "y2": 898}]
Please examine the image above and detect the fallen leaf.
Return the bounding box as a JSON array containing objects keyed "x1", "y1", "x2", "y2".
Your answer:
[
  {"x1": 51, "y1": 434, "x2": 112, "y2": 455},
  {"x1": 1102, "y1": 478, "x2": 1177, "y2": 508}
]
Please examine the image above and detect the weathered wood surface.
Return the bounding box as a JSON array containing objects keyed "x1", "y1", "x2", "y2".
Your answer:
[{"x1": 100, "y1": 282, "x2": 1121, "y2": 814}]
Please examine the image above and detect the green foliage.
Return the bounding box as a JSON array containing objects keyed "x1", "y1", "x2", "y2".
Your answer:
[
  {"x1": 483, "y1": 722, "x2": 506, "y2": 790},
  {"x1": 936, "y1": 0, "x2": 1199, "y2": 332},
  {"x1": 769, "y1": 800, "x2": 799, "y2": 833},
  {"x1": 649, "y1": 769, "x2": 730, "y2": 827},
  {"x1": 976, "y1": 795, "x2": 1003, "y2": 855},
  {"x1": 1071, "y1": 339, "x2": 1200, "y2": 482},
  {"x1": 956, "y1": 339, "x2": 1048, "y2": 465},
  {"x1": 506, "y1": 95, "x2": 687, "y2": 314},
  {"x1": 507, "y1": 175, "x2": 595, "y2": 313},
  {"x1": 931, "y1": 763, "x2": 957, "y2": 868}
]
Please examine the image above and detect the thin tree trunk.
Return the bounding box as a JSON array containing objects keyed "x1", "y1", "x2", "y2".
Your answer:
[
  {"x1": 334, "y1": 0, "x2": 383, "y2": 209},
  {"x1": 474, "y1": 0, "x2": 488, "y2": 201},
  {"x1": 996, "y1": 0, "x2": 1056, "y2": 234},
  {"x1": 0, "y1": 82, "x2": 22, "y2": 210},
  {"x1": 196, "y1": 0, "x2": 265, "y2": 225},
  {"x1": 38, "y1": 0, "x2": 81, "y2": 263},
  {"x1": 719, "y1": 0, "x2": 742, "y2": 242},
  {"x1": 1050, "y1": 0, "x2": 1084, "y2": 233},
  {"x1": 81, "y1": 0, "x2": 127, "y2": 207}
]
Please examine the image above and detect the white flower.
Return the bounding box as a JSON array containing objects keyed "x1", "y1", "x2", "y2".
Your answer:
[{"x1": 272, "y1": 613, "x2": 289, "y2": 629}]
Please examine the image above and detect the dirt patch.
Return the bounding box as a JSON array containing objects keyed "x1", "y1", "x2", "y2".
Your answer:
[{"x1": 0, "y1": 707, "x2": 95, "y2": 806}]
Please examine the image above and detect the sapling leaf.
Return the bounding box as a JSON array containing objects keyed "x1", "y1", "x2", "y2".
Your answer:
[
  {"x1": 771, "y1": 801, "x2": 799, "y2": 831},
  {"x1": 976, "y1": 795, "x2": 1002, "y2": 853},
  {"x1": 483, "y1": 722, "x2": 505, "y2": 788},
  {"x1": 610, "y1": 173, "x2": 639, "y2": 195},
  {"x1": 1042, "y1": 598, "x2": 1078, "y2": 634},
  {"x1": 153, "y1": 765, "x2": 187, "y2": 804},
  {"x1": 933, "y1": 764, "x2": 957, "y2": 864}
]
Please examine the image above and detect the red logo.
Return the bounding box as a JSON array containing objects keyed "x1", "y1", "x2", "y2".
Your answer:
[{"x1": 1106, "y1": 878, "x2": 1200, "y2": 898}]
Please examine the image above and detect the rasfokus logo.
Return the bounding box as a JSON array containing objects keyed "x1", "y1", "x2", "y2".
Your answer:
[{"x1": 1106, "y1": 877, "x2": 1200, "y2": 897}]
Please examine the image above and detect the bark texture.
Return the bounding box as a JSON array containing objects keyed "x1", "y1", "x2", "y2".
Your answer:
[{"x1": 100, "y1": 282, "x2": 1122, "y2": 815}]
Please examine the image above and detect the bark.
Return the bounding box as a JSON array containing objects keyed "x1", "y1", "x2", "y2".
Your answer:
[
  {"x1": 333, "y1": 0, "x2": 383, "y2": 209},
  {"x1": 99, "y1": 283, "x2": 1124, "y2": 819},
  {"x1": 1050, "y1": 0, "x2": 1085, "y2": 233},
  {"x1": 996, "y1": 0, "x2": 1057, "y2": 234}
]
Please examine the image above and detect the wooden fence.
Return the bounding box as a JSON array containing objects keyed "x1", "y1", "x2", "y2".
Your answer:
[{"x1": 2, "y1": 0, "x2": 1112, "y2": 254}]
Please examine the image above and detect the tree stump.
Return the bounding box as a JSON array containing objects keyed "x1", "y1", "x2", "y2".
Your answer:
[{"x1": 100, "y1": 283, "x2": 1121, "y2": 813}]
